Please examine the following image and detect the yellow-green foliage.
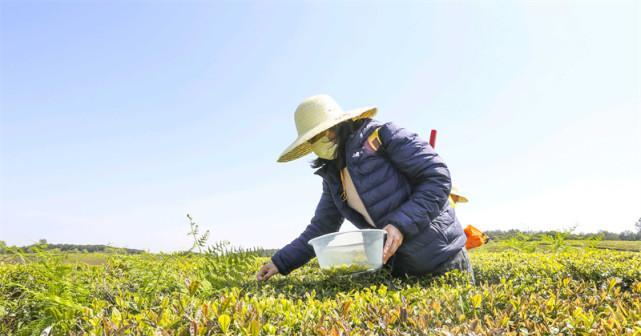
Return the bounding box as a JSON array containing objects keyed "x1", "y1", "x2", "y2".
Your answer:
[{"x1": 1, "y1": 247, "x2": 640, "y2": 335}]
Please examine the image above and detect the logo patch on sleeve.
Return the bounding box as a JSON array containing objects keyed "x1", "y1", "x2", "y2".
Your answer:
[{"x1": 363, "y1": 127, "x2": 382, "y2": 154}]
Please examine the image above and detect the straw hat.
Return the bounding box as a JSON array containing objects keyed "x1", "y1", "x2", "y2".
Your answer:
[
  {"x1": 277, "y1": 94, "x2": 377, "y2": 162},
  {"x1": 450, "y1": 186, "x2": 469, "y2": 203}
]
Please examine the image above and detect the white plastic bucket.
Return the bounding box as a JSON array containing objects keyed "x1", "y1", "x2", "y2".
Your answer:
[{"x1": 307, "y1": 229, "x2": 387, "y2": 270}]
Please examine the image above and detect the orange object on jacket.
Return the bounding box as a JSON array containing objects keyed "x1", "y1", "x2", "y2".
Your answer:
[{"x1": 464, "y1": 225, "x2": 489, "y2": 250}]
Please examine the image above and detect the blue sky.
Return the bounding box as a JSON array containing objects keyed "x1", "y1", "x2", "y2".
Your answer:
[{"x1": 1, "y1": 0, "x2": 639, "y2": 252}]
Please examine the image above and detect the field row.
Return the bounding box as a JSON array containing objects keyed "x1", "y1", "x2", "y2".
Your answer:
[{"x1": 1, "y1": 247, "x2": 640, "y2": 335}]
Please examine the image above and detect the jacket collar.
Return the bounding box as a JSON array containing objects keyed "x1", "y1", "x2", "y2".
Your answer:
[{"x1": 313, "y1": 118, "x2": 379, "y2": 179}]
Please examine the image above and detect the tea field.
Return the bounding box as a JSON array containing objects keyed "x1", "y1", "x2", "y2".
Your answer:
[{"x1": 1, "y1": 242, "x2": 641, "y2": 335}]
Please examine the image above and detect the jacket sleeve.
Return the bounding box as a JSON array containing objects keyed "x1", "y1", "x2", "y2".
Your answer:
[
  {"x1": 271, "y1": 179, "x2": 345, "y2": 275},
  {"x1": 379, "y1": 121, "x2": 452, "y2": 239}
]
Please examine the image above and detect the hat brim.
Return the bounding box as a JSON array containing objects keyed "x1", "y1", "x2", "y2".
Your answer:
[
  {"x1": 277, "y1": 106, "x2": 377, "y2": 162},
  {"x1": 451, "y1": 194, "x2": 469, "y2": 203}
]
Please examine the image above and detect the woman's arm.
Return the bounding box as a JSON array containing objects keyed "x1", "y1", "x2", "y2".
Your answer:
[
  {"x1": 379, "y1": 122, "x2": 452, "y2": 239},
  {"x1": 270, "y1": 179, "x2": 345, "y2": 276}
]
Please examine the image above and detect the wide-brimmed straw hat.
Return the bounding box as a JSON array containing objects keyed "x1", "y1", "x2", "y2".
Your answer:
[
  {"x1": 277, "y1": 94, "x2": 377, "y2": 162},
  {"x1": 450, "y1": 186, "x2": 469, "y2": 203}
]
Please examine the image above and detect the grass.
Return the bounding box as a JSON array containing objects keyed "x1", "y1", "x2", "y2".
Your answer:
[{"x1": 480, "y1": 239, "x2": 641, "y2": 253}]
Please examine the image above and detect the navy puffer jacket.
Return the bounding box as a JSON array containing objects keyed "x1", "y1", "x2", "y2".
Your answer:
[{"x1": 271, "y1": 118, "x2": 466, "y2": 276}]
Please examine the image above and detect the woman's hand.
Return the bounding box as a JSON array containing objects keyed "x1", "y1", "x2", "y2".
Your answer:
[
  {"x1": 383, "y1": 224, "x2": 404, "y2": 263},
  {"x1": 256, "y1": 261, "x2": 280, "y2": 281}
]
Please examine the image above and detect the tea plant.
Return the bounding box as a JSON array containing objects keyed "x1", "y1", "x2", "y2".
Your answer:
[{"x1": 1, "y1": 236, "x2": 640, "y2": 335}]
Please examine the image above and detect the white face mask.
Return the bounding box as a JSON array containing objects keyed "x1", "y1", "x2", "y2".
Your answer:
[{"x1": 310, "y1": 136, "x2": 337, "y2": 160}]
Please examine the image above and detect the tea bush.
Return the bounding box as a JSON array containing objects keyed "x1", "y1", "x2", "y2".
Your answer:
[{"x1": 1, "y1": 246, "x2": 640, "y2": 335}]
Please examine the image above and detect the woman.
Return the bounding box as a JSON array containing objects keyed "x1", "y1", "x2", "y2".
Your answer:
[{"x1": 256, "y1": 94, "x2": 473, "y2": 282}]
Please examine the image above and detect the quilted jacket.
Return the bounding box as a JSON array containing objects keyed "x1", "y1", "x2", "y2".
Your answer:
[{"x1": 271, "y1": 118, "x2": 466, "y2": 276}]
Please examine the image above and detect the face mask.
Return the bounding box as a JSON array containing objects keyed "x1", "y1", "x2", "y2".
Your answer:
[{"x1": 310, "y1": 136, "x2": 337, "y2": 160}]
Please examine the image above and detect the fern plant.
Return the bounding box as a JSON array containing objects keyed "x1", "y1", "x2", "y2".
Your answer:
[{"x1": 186, "y1": 213, "x2": 210, "y2": 253}]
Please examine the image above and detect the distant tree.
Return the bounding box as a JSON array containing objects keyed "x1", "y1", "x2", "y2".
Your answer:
[
  {"x1": 618, "y1": 230, "x2": 636, "y2": 241},
  {"x1": 38, "y1": 239, "x2": 48, "y2": 245},
  {"x1": 484, "y1": 229, "x2": 641, "y2": 241},
  {"x1": 635, "y1": 217, "x2": 641, "y2": 234},
  {"x1": 11, "y1": 243, "x2": 143, "y2": 254}
]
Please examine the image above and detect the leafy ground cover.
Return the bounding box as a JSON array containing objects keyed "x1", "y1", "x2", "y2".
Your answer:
[{"x1": 1, "y1": 242, "x2": 640, "y2": 335}]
